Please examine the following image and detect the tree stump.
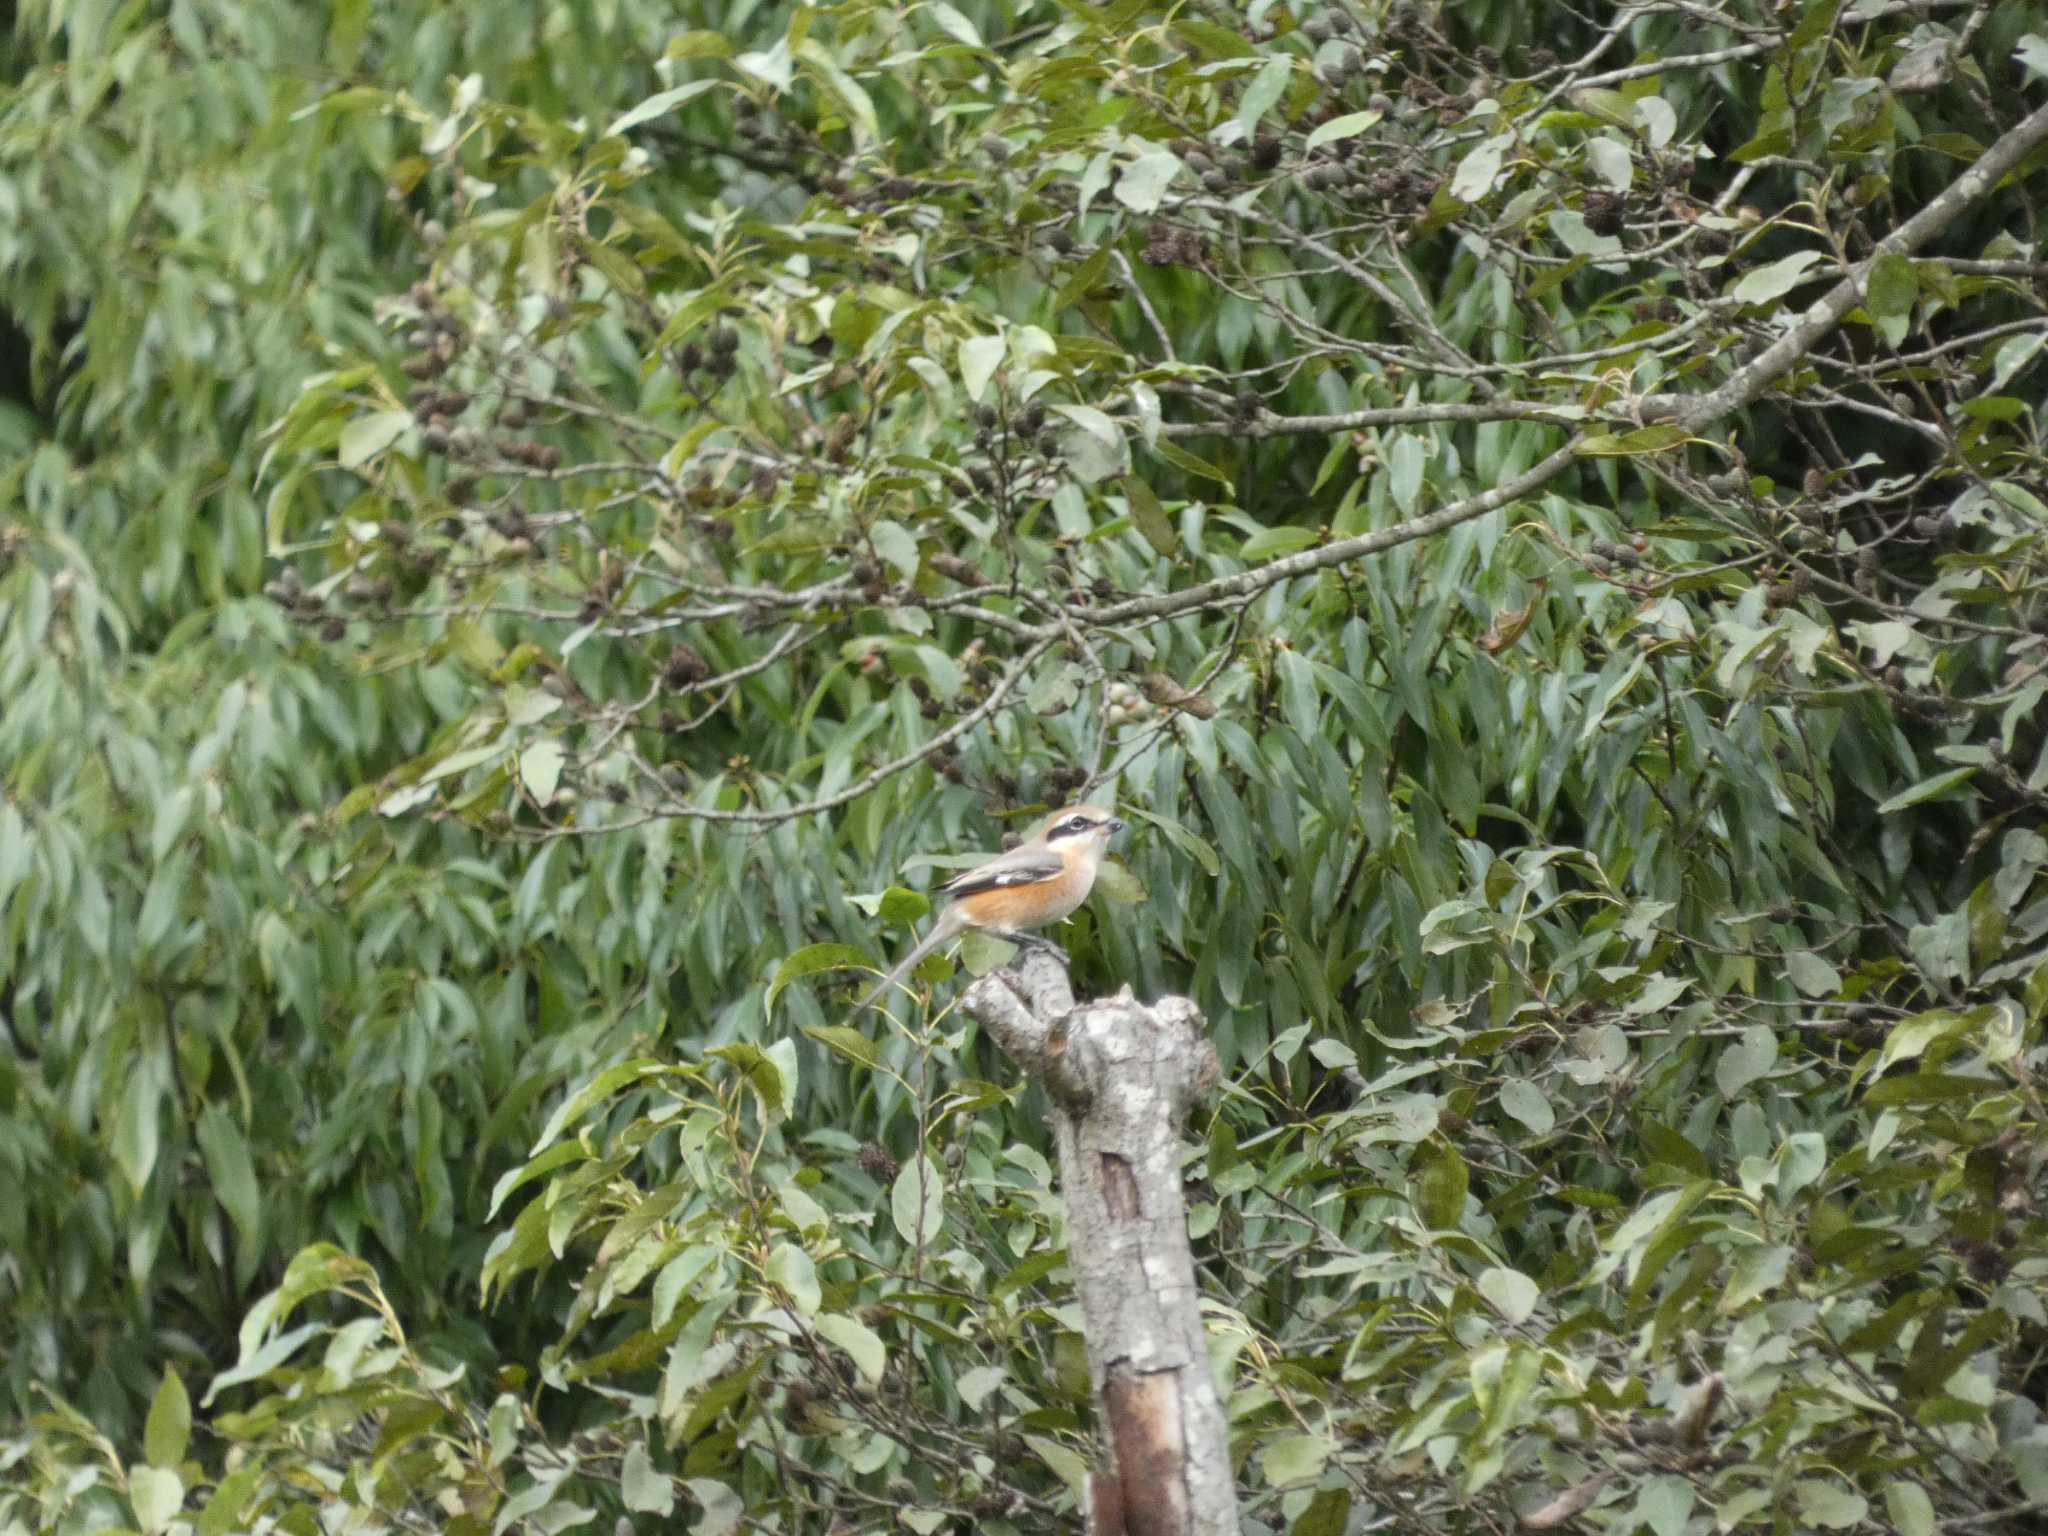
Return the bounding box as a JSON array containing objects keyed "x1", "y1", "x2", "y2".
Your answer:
[{"x1": 963, "y1": 950, "x2": 1235, "y2": 1536}]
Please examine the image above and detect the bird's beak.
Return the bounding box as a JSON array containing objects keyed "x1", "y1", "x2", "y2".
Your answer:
[{"x1": 1107, "y1": 817, "x2": 1125, "y2": 834}]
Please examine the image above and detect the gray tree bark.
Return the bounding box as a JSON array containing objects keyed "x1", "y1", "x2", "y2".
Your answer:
[{"x1": 962, "y1": 950, "x2": 1236, "y2": 1536}]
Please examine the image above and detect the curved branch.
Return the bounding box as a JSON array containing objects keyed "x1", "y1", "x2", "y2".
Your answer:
[
  {"x1": 1158, "y1": 400, "x2": 1582, "y2": 439},
  {"x1": 640, "y1": 634, "x2": 1060, "y2": 826},
  {"x1": 1083, "y1": 439, "x2": 1581, "y2": 629},
  {"x1": 1644, "y1": 97, "x2": 2048, "y2": 432}
]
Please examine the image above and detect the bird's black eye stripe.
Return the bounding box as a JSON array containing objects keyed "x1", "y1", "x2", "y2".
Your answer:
[{"x1": 1046, "y1": 812, "x2": 1106, "y2": 841}]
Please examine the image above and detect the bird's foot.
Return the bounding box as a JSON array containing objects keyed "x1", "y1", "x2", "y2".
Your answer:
[{"x1": 998, "y1": 930, "x2": 1068, "y2": 963}]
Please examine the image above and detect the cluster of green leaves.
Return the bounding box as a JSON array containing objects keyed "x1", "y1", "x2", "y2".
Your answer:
[
  {"x1": 5, "y1": 0, "x2": 2048, "y2": 1530},
  {"x1": 10, "y1": 978, "x2": 2044, "y2": 1532},
  {"x1": 0, "y1": 0, "x2": 707, "y2": 1439}
]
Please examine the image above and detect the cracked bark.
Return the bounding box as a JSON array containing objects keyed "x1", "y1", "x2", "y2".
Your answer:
[{"x1": 963, "y1": 951, "x2": 1235, "y2": 1536}]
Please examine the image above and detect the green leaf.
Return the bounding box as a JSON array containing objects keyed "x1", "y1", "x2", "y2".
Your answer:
[
  {"x1": 1569, "y1": 87, "x2": 1636, "y2": 127},
  {"x1": 1586, "y1": 136, "x2": 1633, "y2": 192},
  {"x1": 1127, "y1": 808, "x2": 1220, "y2": 877},
  {"x1": 1477, "y1": 1266, "x2": 1539, "y2": 1325},
  {"x1": 891, "y1": 1154, "x2": 946, "y2": 1245},
  {"x1": 204, "y1": 1322, "x2": 322, "y2": 1406},
  {"x1": 1290, "y1": 1489, "x2": 1352, "y2": 1536},
  {"x1": 682, "y1": 1479, "x2": 743, "y2": 1536},
  {"x1": 1450, "y1": 134, "x2": 1510, "y2": 203},
  {"x1": 1626, "y1": 973, "x2": 1691, "y2": 1017},
  {"x1": 1575, "y1": 423, "x2": 1691, "y2": 456},
  {"x1": 1794, "y1": 1481, "x2": 1868, "y2": 1529},
  {"x1": 708, "y1": 1040, "x2": 797, "y2": 1124},
  {"x1": 1638, "y1": 1121, "x2": 1710, "y2": 1176},
  {"x1": 1721, "y1": 1243, "x2": 1792, "y2": 1311},
  {"x1": 1864, "y1": 252, "x2": 1917, "y2": 346},
  {"x1": 1239, "y1": 526, "x2": 1320, "y2": 560},
  {"x1": 1260, "y1": 1432, "x2": 1335, "y2": 1487},
  {"x1": 1497, "y1": 1079, "x2": 1553, "y2": 1135},
  {"x1": 796, "y1": 40, "x2": 879, "y2": 145},
  {"x1": 1305, "y1": 110, "x2": 1383, "y2": 151},
  {"x1": 802, "y1": 1024, "x2": 882, "y2": 1070},
  {"x1": 1992, "y1": 332, "x2": 2045, "y2": 391},
  {"x1": 1387, "y1": 431, "x2": 1425, "y2": 512},
  {"x1": 926, "y1": 3, "x2": 982, "y2": 46},
  {"x1": 518, "y1": 741, "x2": 564, "y2": 805},
  {"x1": 1884, "y1": 1482, "x2": 1935, "y2": 1536},
  {"x1": 665, "y1": 30, "x2": 735, "y2": 60},
  {"x1": 877, "y1": 886, "x2": 932, "y2": 926},
  {"x1": 130, "y1": 1466, "x2": 185, "y2": 1535},
  {"x1": 144, "y1": 1369, "x2": 191, "y2": 1468},
  {"x1": 1024, "y1": 1435, "x2": 1089, "y2": 1500},
  {"x1": 1093, "y1": 859, "x2": 1146, "y2": 903},
  {"x1": 1785, "y1": 950, "x2": 1842, "y2": 997},
  {"x1": 768, "y1": 943, "x2": 872, "y2": 1013},
  {"x1": 1875, "y1": 765, "x2": 1976, "y2": 813},
  {"x1": 958, "y1": 334, "x2": 1004, "y2": 402},
  {"x1": 195, "y1": 1108, "x2": 263, "y2": 1250},
  {"x1": 1731, "y1": 249, "x2": 1825, "y2": 305},
  {"x1": 814, "y1": 1312, "x2": 887, "y2": 1384},
  {"x1": 1636, "y1": 1475, "x2": 1694, "y2": 1536},
  {"x1": 652, "y1": 1248, "x2": 721, "y2": 1332},
  {"x1": 621, "y1": 1441, "x2": 675, "y2": 1515},
  {"x1": 113, "y1": 1070, "x2": 161, "y2": 1197},
  {"x1": 1120, "y1": 476, "x2": 1178, "y2": 556},
  {"x1": 196, "y1": 1460, "x2": 265, "y2": 1536},
  {"x1": 956, "y1": 1365, "x2": 1006, "y2": 1410},
  {"x1": 1235, "y1": 54, "x2": 1294, "y2": 139},
  {"x1": 1410, "y1": 1142, "x2": 1468, "y2": 1229},
  {"x1": 870, "y1": 519, "x2": 920, "y2": 580},
  {"x1": 1873, "y1": 1009, "x2": 1969, "y2": 1075},
  {"x1": 530, "y1": 1061, "x2": 668, "y2": 1156},
  {"x1": 1113, "y1": 151, "x2": 1183, "y2": 213},
  {"x1": 765, "y1": 1242, "x2": 820, "y2": 1314},
  {"x1": 1149, "y1": 436, "x2": 1232, "y2": 485},
  {"x1": 605, "y1": 80, "x2": 718, "y2": 137},
  {"x1": 2011, "y1": 1438, "x2": 2048, "y2": 1501},
  {"x1": 1777, "y1": 1138, "x2": 1826, "y2": 1212},
  {"x1": 1716, "y1": 1026, "x2": 1777, "y2": 1097},
  {"x1": 337, "y1": 409, "x2": 413, "y2": 470},
  {"x1": 1636, "y1": 95, "x2": 1677, "y2": 147}
]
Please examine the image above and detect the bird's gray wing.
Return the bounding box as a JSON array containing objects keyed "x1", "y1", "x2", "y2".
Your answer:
[{"x1": 936, "y1": 849, "x2": 1064, "y2": 901}]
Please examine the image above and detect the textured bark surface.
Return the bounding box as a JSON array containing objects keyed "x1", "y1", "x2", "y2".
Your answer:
[{"x1": 963, "y1": 951, "x2": 1234, "y2": 1535}]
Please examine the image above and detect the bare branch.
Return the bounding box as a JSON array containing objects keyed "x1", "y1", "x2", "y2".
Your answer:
[
  {"x1": 1084, "y1": 440, "x2": 1582, "y2": 628},
  {"x1": 1159, "y1": 401, "x2": 1582, "y2": 439},
  {"x1": 1645, "y1": 97, "x2": 2048, "y2": 432}
]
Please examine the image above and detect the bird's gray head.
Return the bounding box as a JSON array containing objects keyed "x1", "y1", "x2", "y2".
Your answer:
[{"x1": 1040, "y1": 804, "x2": 1124, "y2": 847}]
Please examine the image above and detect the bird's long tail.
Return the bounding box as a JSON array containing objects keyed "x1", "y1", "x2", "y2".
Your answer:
[{"x1": 852, "y1": 908, "x2": 963, "y2": 1018}]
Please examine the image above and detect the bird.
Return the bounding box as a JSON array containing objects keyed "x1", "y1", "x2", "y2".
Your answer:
[{"x1": 853, "y1": 804, "x2": 1125, "y2": 1017}]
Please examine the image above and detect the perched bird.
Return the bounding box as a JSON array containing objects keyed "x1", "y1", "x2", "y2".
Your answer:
[{"x1": 854, "y1": 804, "x2": 1125, "y2": 1016}]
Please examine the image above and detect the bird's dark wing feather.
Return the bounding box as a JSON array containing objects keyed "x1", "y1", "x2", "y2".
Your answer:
[{"x1": 937, "y1": 852, "x2": 1063, "y2": 900}]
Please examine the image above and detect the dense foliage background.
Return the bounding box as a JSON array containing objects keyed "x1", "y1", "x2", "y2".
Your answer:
[{"x1": 5, "y1": 0, "x2": 2048, "y2": 1531}]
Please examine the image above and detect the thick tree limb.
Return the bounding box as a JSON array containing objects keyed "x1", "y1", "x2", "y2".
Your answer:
[
  {"x1": 964, "y1": 952, "x2": 1233, "y2": 1535},
  {"x1": 1101, "y1": 95, "x2": 2048, "y2": 633},
  {"x1": 1642, "y1": 96, "x2": 2048, "y2": 431},
  {"x1": 537, "y1": 95, "x2": 2048, "y2": 831}
]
